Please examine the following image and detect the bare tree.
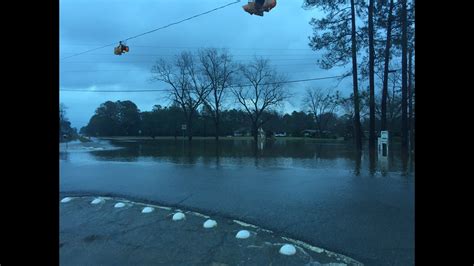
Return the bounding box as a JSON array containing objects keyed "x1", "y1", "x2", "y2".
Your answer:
[
  {"x1": 376, "y1": 70, "x2": 402, "y2": 132},
  {"x1": 304, "y1": 87, "x2": 340, "y2": 137},
  {"x1": 151, "y1": 51, "x2": 210, "y2": 141},
  {"x1": 339, "y1": 90, "x2": 369, "y2": 122},
  {"x1": 199, "y1": 48, "x2": 234, "y2": 141},
  {"x1": 232, "y1": 58, "x2": 289, "y2": 142}
]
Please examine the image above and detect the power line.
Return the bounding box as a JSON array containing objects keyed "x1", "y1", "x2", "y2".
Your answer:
[
  {"x1": 60, "y1": 59, "x2": 318, "y2": 64},
  {"x1": 60, "y1": 68, "x2": 321, "y2": 74},
  {"x1": 60, "y1": 43, "x2": 117, "y2": 61},
  {"x1": 60, "y1": 44, "x2": 313, "y2": 51},
  {"x1": 60, "y1": 75, "x2": 345, "y2": 93},
  {"x1": 60, "y1": 53, "x2": 317, "y2": 57},
  {"x1": 60, "y1": 62, "x2": 322, "y2": 72},
  {"x1": 60, "y1": 63, "x2": 320, "y2": 72},
  {"x1": 60, "y1": 0, "x2": 241, "y2": 61},
  {"x1": 59, "y1": 58, "x2": 319, "y2": 66},
  {"x1": 123, "y1": 0, "x2": 240, "y2": 42},
  {"x1": 61, "y1": 88, "x2": 170, "y2": 92}
]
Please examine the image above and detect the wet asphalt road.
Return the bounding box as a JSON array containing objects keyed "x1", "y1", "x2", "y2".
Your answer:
[
  {"x1": 60, "y1": 151, "x2": 414, "y2": 266},
  {"x1": 60, "y1": 195, "x2": 360, "y2": 266}
]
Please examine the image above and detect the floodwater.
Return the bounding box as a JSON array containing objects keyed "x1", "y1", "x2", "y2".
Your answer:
[{"x1": 60, "y1": 138, "x2": 414, "y2": 266}]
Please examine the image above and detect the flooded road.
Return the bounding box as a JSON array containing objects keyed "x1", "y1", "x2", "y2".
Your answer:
[{"x1": 60, "y1": 138, "x2": 414, "y2": 265}]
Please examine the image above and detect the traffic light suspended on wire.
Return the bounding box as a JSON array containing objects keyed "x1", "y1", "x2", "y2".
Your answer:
[
  {"x1": 242, "y1": 0, "x2": 276, "y2": 16},
  {"x1": 114, "y1": 41, "x2": 129, "y2": 55}
]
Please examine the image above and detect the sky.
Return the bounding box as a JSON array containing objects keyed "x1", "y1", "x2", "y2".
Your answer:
[{"x1": 60, "y1": 0, "x2": 353, "y2": 129}]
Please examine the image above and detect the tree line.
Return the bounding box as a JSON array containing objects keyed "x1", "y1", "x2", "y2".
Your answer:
[{"x1": 79, "y1": 82, "x2": 405, "y2": 140}]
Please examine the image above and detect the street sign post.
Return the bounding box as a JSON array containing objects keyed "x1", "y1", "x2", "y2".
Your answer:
[{"x1": 378, "y1": 131, "x2": 389, "y2": 158}]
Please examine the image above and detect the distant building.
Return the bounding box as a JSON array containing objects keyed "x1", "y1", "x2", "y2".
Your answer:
[
  {"x1": 301, "y1": 129, "x2": 332, "y2": 138},
  {"x1": 301, "y1": 129, "x2": 318, "y2": 137},
  {"x1": 233, "y1": 128, "x2": 250, "y2": 137}
]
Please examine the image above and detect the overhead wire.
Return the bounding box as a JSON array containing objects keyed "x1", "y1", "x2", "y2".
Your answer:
[
  {"x1": 61, "y1": 44, "x2": 313, "y2": 51},
  {"x1": 60, "y1": 0, "x2": 242, "y2": 61},
  {"x1": 60, "y1": 75, "x2": 346, "y2": 93}
]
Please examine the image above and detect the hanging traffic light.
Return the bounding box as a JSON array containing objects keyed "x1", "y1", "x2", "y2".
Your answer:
[
  {"x1": 114, "y1": 41, "x2": 129, "y2": 55},
  {"x1": 242, "y1": 0, "x2": 276, "y2": 16}
]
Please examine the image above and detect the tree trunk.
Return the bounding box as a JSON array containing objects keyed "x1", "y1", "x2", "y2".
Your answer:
[
  {"x1": 401, "y1": 0, "x2": 408, "y2": 153},
  {"x1": 252, "y1": 121, "x2": 258, "y2": 142},
  {"x1": 354, "y1": 150, "x2": 362, "y2": 176},
  {"x1": 369, "y1": 148, "x2": 376, "y2": 175},
  {"x1": 314, "y1": 114, "x2": 322, "y2": 138},
  {"x1": 408, "y1": 48, "x2": 414, "y2": 152},
  {"x1": 215, "y1": 111, "x2": 220, "y2": 141},
  {"x1": 350, "y1": 0, "x2": 362, "y2": 151},
  {"x1": 368, "y1": 0, "x2": 376, "y2": 151},
  {"x1": 187, "y1": 115, "x2": 193, "y2": 141},
  {"x1": 381, "y1": 0, "x2": 394, "y2": 131}
]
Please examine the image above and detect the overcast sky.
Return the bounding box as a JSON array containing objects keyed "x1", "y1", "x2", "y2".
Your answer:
[{"x1": 60, "y1": 0, "x2": 354, "y2": 129}]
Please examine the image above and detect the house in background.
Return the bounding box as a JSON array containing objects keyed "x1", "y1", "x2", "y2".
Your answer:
[
  {"x1": 233, "y1": 128, "x2": 251, "y2": 137},
  {"x1": 301, "y1": 129, "x2": 319, "y2": 138}
]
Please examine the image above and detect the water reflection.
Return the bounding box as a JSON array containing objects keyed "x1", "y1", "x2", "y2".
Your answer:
[
  {"x1": 85, "y1": 139, "x2": 413, "y2": 176},
  {"x1": 215, "y1": 144, "x2": 221, "y2": 168},
  {"x1": 59, "y1": 151, "x2": 69, "y2": 162},
  {"x1": 353, "y1": 150, "x2": 362, "y2": 176},
  {"x1": 400, "y1": 151, "x2": 414, "y2": 177},
  {"x1": 369, "y1": 148, "x2": 377, "y2": 176},
  {"x1": 379, "y1": 156, "x2": 389, "y2": 177}
]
